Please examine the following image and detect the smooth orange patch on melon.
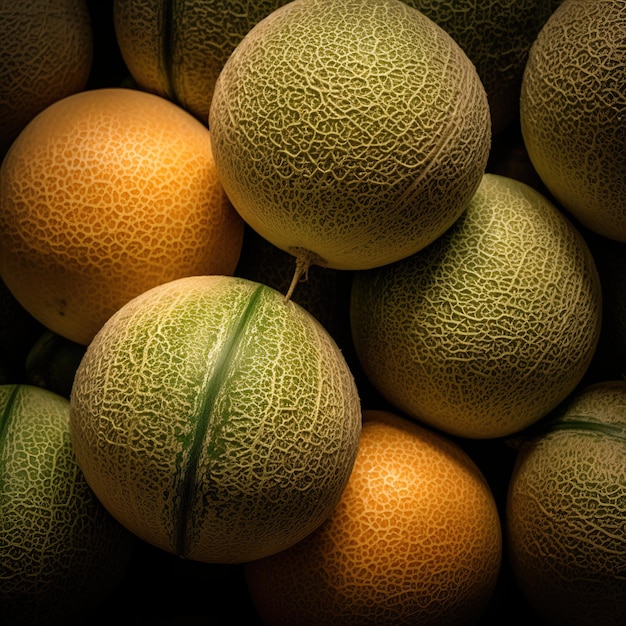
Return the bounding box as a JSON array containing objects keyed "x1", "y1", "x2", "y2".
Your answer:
[
  {"x1": 245, "y1": 409, "x2": 502, "y2": 626},
  {"x1": 209, "y1": 0, "x2": 491, "y2": 273},
  {"x1": 506, "y1": 381, "x2": 626, "y2": 626},
  {"x1": 0, "y1": 88, "x2": 244, "y2": 345},
  {"x1": 350, "y1": 173, "x2": 602, "y2": 439},
  {"x1": 0, "y1": 0, "x2": 93, "y2": 156},
  {"x1": 69, "y1": 275, "x2": 361, "y2": 564},
  {"x1": 520, "y1": 0, "x2": 626, "y2": 241}
]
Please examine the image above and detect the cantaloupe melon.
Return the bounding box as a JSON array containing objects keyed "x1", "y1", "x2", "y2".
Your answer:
[
  {"x1": 0, "y1": 88, "x2": 244, "y2": 345},
  {"x1": 209, "y1": 0, "x2": 491, "y2": 273},
  {"x1": 520, "y1": 0, "x2": 626, "y2": 241},
  {"x1": 350, "y1": 173, "x2": 602, "y2": 439},
  {"x1": 245, "y1": 409, "x2": 502, "y2": 625},
  {"x1": 506, "y1": 381, "x2": 626, "y2": 626},
  {"x1": 69, "y1": 275, "x2": 361, "y2": 564},
  {"x1": 0, "y1": 384, "x2": 133, "y2": 626},
  {"x1": 0, "y1": 0, "x2": 93, "y2": 156},
  {"x1": 113, "y1": 0, "x2": 289, "y2": 122}
]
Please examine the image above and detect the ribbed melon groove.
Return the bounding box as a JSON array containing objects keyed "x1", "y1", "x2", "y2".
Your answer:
[
  {"x1": 0, "y1": 385, "x2": 20, "y2": 493},
  {"x1": 548, "y1": 417, "x2": 626, "y2": 442},
  {"x1": 175, "y1": 283, "x2": 265, "y2": 557},
  {"x1": 160, "y1": 0, "x2": 175, "y2": 102}
]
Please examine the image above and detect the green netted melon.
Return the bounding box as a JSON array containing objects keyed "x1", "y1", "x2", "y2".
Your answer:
[
  {"x1": 506, "y1": 381, "x2": 626, "y2": 626},
  {"x1": 209, "y1": 0, "x2": 491, "y2": 273},
  {"x1": 113, "y1": 0, "x2": 289, "y2": 122},
  {"x1": 520, "y1": 0, "x2": 626, "y2": 241},
  {"x1": 69, "y1": 275, "x2": 361, "y2": 564},
  {"x1": 404, "y1": 0, "x2": 554, "y2": 134},
  {"x1": 0, "y1": 384, "x2": 133, "y2": 626},
  {"x1": 350, "y1": 173, "x2": 602, "y2": 438}
]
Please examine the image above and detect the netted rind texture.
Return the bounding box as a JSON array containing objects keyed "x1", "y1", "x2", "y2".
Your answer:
[
  {"x1": 520, "y1": 0, "x2": 626, "y2": 241},
  {"x1": 209, "y1": 0, "x2": 491, "y2": 270},
  {"x1": 506, "y1": 381, "x2": 626, "y2": 626},
  {"x1": 0, "y1": 88, "x2": 244, "y2": 345},
  {"x1": 69, "y1": 275, "x2": 361, "y2": 564},
  {"x1": 0, "y1": 385, "x2": 132, "y2": 626},
  {"x1": 113, "y1": 0, "x2": 290, "y2": 122},
  {"x1": 350, "y1": 174, "x2": 602, "y2": 438},
  {"x1": 246, "y1": 410, "x2": 502, "y2": 626},
  {"x1": 0, "y1": 0, "x2": 93, "y2": 156},
  {"x1": 405, "y1": 0, "x2": 553, "y2": 134}
]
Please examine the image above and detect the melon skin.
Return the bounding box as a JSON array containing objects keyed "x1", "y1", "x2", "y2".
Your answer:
[
  {"x1": 209, "y1": 0, "x2": 491, "y2": 271},
  {"x1": 0, "y1": 384, "x2": 133, "y2": 626},
  {"x1": 520, "y1": 0, "x2": 626, "y2": 241},
  {"x1": 113, "y1": 0, "x2": 290, "y2": 122},
  {"x1": 69, "y1": 275, "x2": 362, "y2": 564},
  {"x1": 405, "y1": 0, "x2": 554, "y2": 134},
  {"x1": 0, "y1": 87, "x2": 245, "y2": 346},
  {"x1": 245, "y1": 409, "x2": 502, "y2": 626},
  {"x1": 350, "y1": 173, "x2": 602, "y2": 439},
  {"x1": 0, "y1": 0, "x2": 93, "y2": 156},
  {"x1": 506, "y1": 381, "x2": 626, "y2": 626}
]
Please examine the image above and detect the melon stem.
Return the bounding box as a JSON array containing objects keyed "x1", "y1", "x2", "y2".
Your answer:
[{"x1": 284, "y1": 248, "x2": 326, "y2": 303}]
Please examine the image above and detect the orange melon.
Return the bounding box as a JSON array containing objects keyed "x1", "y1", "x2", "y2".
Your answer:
[
  {"x1": 350, "y1": 173, "x2": 602, "y2": 438},
  {"x1": 0, "y1": 0, "x2": 93, "y2": 156},
  {"x1": 520, "y1": 0, "x2": 626, "y2": 241},
  {"x1": 69, "y1": 275, "x2": 361, "y2": 564},
  {"x1": 245, "y1": 409, "x2": 502, "y2": 625},
  {"x1": 209, "y1": 0, "x2": 491, "y2": 273},
  {"x1": 0, "y1": 87, "x2": 244, "y2": 345},
  {"x1": 112, "y1": 0, "x2": 289, "y2": 122},
  {"x1": 506, "y1": 381, "x2": 626, "y2": 626},
  {"x1": 0, "y1": 384, "x2": 133, "y2": 626}
]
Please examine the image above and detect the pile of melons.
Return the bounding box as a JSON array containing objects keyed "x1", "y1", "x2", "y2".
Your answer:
[{"x1": 1, "y1": 0, "x2": 624, "y2": 624}]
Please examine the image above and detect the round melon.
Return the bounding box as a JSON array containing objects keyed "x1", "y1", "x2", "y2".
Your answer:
[
  {"x1": 245, "y1": 409, "x2": 502, "y2": 626},
  {"x1": 520, "y1": 0, "x2": 626, "y2": 241},
  {"x1": 405, "y1": 0, "x2": 554, "y2": 134},
  {"x1": 209, "y1": 0, "x2": 491, "y2": 272},
  {"x1": 506, "y1": 381, "x2": 626, "y2": 626},
  {"x1": 69, "y1": 274, "x2": 361, "y2": 564},
  {"x1": 350, "y1": 173, "x2": 602, "y2": 439},
  {"x1": 0, "y1": 87, "x2": 245, "y2": 345},
  {"x1": 0, "y1": 384, "x2": 133, "y2": 626},
  {"x1": 0, "y1": 0, "x2": 93, "y2": 156},
  {"x1": 113, "y1": 0, "x2": 289, "y2": 122}
]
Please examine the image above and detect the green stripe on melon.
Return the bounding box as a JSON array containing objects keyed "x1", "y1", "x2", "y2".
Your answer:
[
  {"x1": 69, "y1": 275, "x2": 361, "y2": 564},
  {"x1": 506, "y1": 380, "x2": 626, "y2": 626}
]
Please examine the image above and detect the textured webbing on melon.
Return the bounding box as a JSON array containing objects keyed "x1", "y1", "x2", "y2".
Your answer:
[
  {"x1": 175, "y1": 283, "x2": 265, "y2": 558},
  {"x1": 514, "y1": 413, "x2": 626, "y2": 446},
  {"x1": 284, "y1": 247, "x2": 327, "y2": 303},
  {"x1": 0, "y1": 385, "x2": 19, "y2": 462},
  {"x1": 547, "y1": 416, "x2": 626, "y2": 442}
]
